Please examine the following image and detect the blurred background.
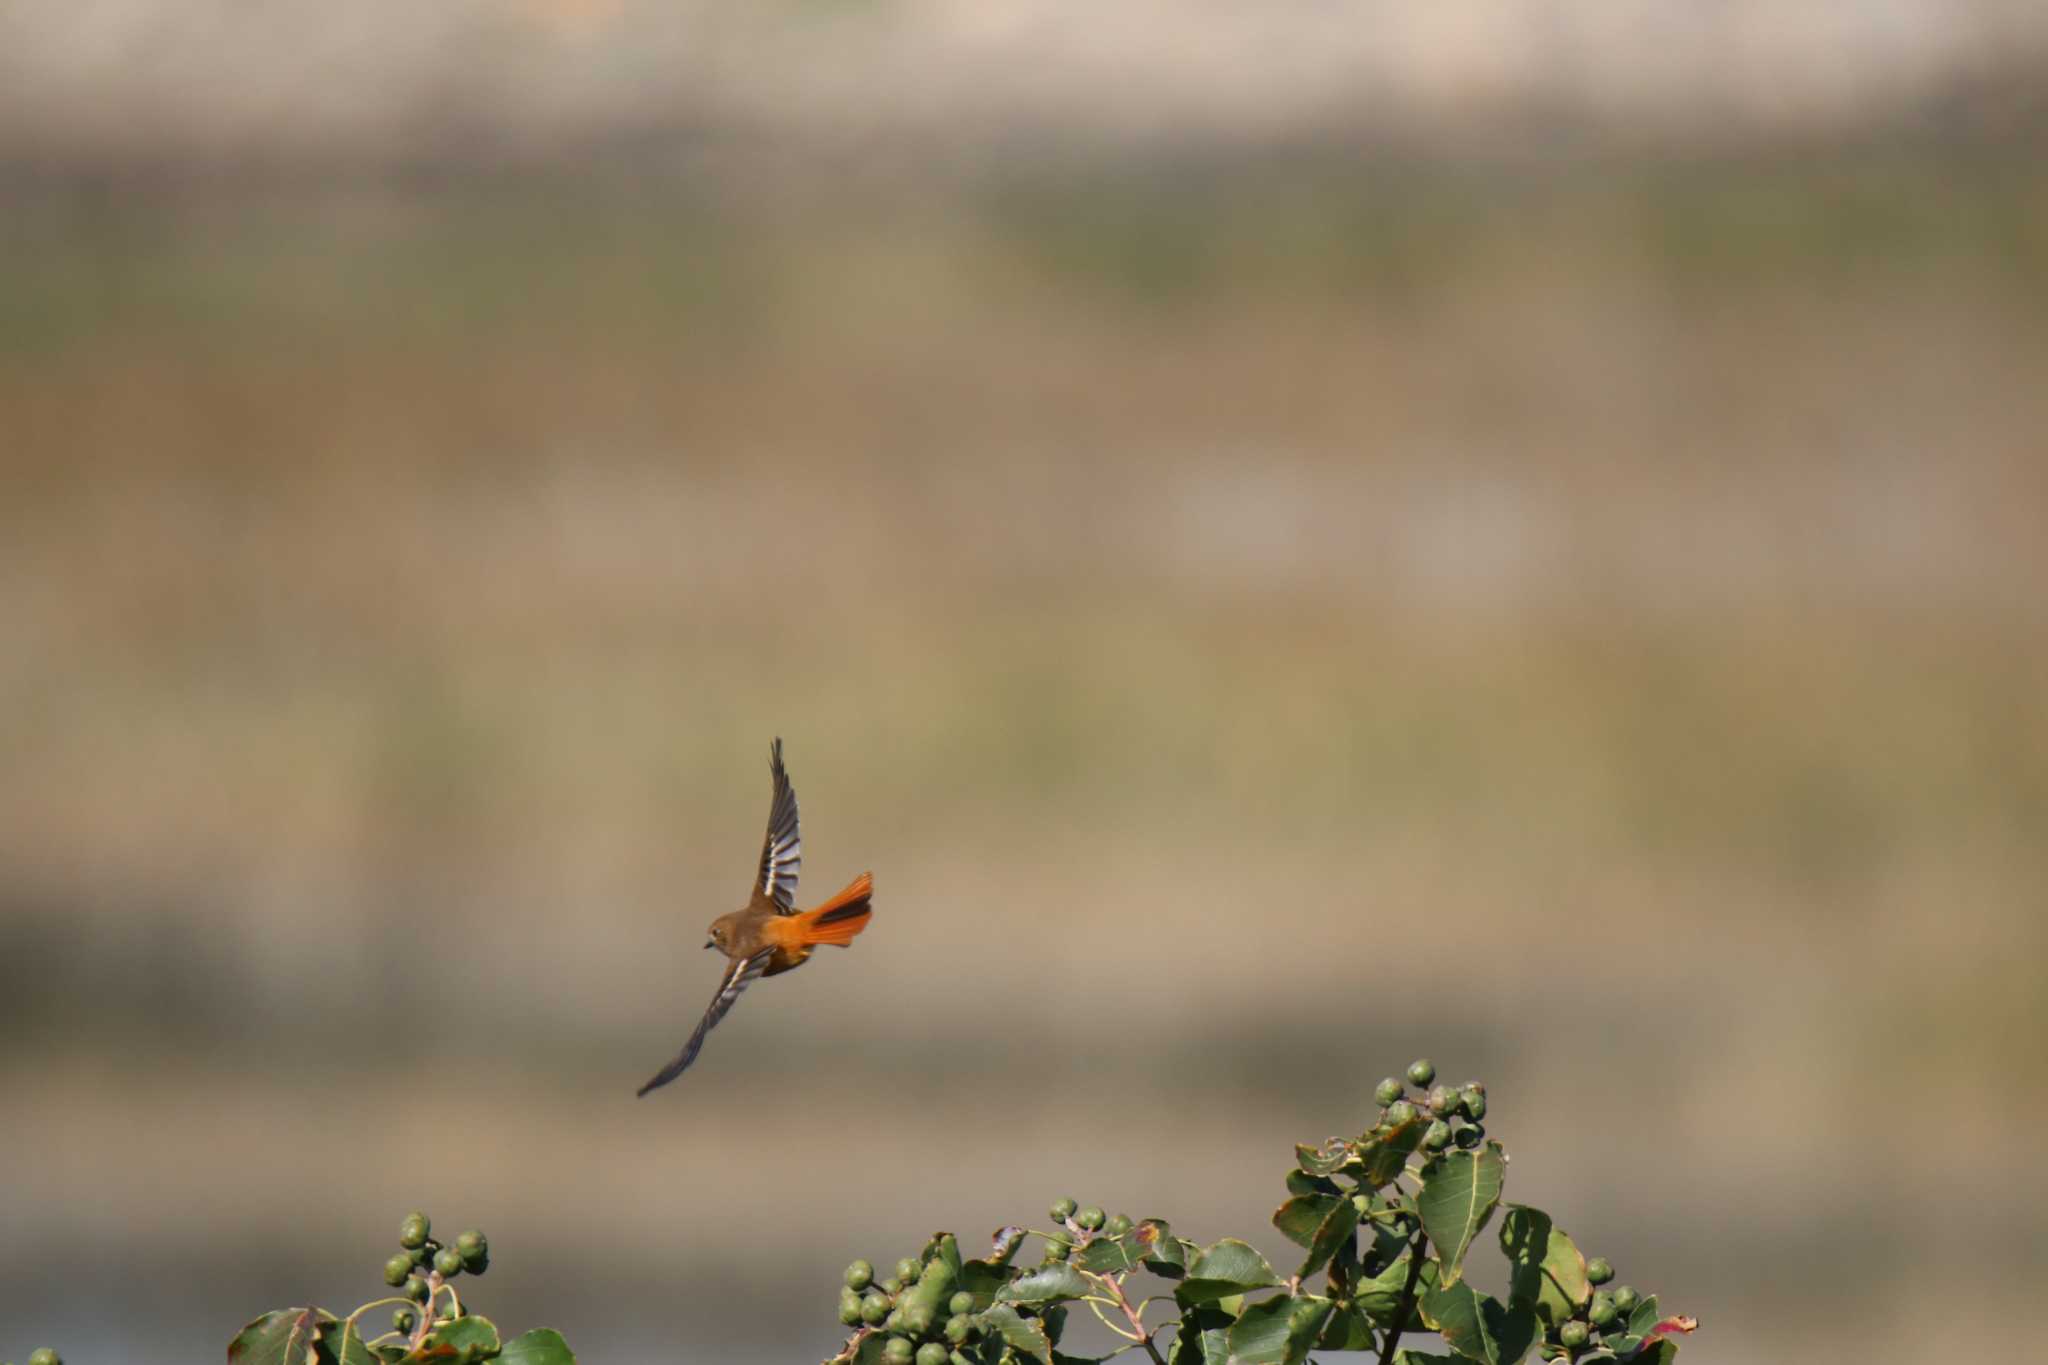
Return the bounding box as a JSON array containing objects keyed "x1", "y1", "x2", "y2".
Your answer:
[{"x1": 3, "y1": 4, "x2": 2045, "y2": 1363}]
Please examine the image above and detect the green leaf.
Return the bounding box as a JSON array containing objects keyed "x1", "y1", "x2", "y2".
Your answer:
[
  {"x1": 1225, "y1": 1295, "x2": 1332, "y2": 1365},
  {"x1": 1297, "y1": 1193, "x2": 1361, "y2": 1279},
  {"x1": 1133, "y1": 1220, "x2": 1186, "y2": 1276},
  {"x1": 997, "y1": 1263, "x2": 1091, "y2": 1306},
  {"x1": 1177, "y1": 1239, "x2": 1280, "y2": 1304},
  {"x1": 1499, "y1": 1207, "x2": 1589, "y2": 1328},
  {"x1": 1284, "y1": 1170, "x2": 1341, "y2": 1199},
  {"x1": 1041, "y1": 1305, "x2": 1069, "y2": 1347},
  {"x1": 229, "y1": 1309, "x2": 337, "y2": 1365},
  {"x1": 1357, "y1": 1117, "x2": 1429, "y2": 1188},
  {"x1": 1357, "y1": 1250, "x2": 1435, "y2": 1329},
  {"x1": 1630, "y1": 1343, "x2": 1678, "y2": 1365},
  {"x1": 959, "y1": 1259, "x2": 1016, "y2": 1296},
  {"x1": 1168, "y1": 1307, "x2": 1233, "y2": 1365},
  {"x1": 497, "y1": 1329, "x2": 576, "y2": 1365},
  {"x1": 1419, "y1": 1282, "x2": 1537, "y2": 1365},
  {"x1": 987, "y1": 1228, "x2": 1028, "y2": 1267},
  {"x1": 974, "y1": 1306, "x2": 1052, "y2": 1365},
  {"x1": 1624, "y1": 1295, "x2": 1660, "y2": 1337},
  {"x1": 1271, "y1": 1195, "x2": 1341, "y2": 1250},
  {"x1": 931, "y1": 1234, "x2": 965, "y2": 1281},
  {"x1": 411, "y1": 1317, "x2": 499, "y2": 1364},
  {"x1": 1295, "y1": 1141, "x2": 1354, "y2": 1178},
  {"x1": 1393, "y1": 1355, "x2": 1459, "y2": 1365},
  {"x1": 1316, "y1": 1305, "x2": 1374, "y2": 1352},
  {"x1": 323, "y1": 1320, "x2": 380, "y2": 1365},
  {"x1": 1416, "y1": 1143, "x2": 1506, "y2": 1288},
  {"x1": 1075, "y1": 1234, "x2": 1144, "y2": 1276}
]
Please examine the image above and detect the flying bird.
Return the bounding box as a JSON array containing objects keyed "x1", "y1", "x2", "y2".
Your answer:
[{"x1": 636, "y1": 738, "x2": 874, "y2": 1095}]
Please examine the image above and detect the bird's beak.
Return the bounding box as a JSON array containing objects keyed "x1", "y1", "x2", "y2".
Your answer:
[{"x1": 703, "y1": 938, "x2": 715, "y2": 950}]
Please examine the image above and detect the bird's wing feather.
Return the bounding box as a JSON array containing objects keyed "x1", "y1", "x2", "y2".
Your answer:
[
  {"x1": 754, "y1": 737, "x2": 802, "y2": 913},
  {"x1": 635, "y1": 947, "x2": 775, "y2": 1096}
]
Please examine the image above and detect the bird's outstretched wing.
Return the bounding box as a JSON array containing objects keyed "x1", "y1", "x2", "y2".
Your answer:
[
  {"x1": 754, "y1": 736, "x2": 802, "y2": 913},
  {"x1": 636, "y1": 947, "x2": 775, "y2": 1096}
]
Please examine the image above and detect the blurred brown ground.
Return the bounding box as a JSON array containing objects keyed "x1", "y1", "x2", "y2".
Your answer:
[{"x1": 3, "y1": 6, "x2": 2047, "y2": 1364}]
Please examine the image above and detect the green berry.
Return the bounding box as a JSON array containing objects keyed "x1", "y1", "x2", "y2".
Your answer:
[
  {"x1": 410, "y1": 1244, "x2": 434, "y2": 1268},
  {"x1": 1586, "y1": 1257, "x2": 1613, "y2": 1286},
  {"x1": 394, "y1": 1309, "x2": 416, "y2": 1333},
  {"x1": 949, "y1": 1292, "x2": 975, "y2": 1315},
  {"x1": 1422, "y1": 1119, "x2": 1452, "y2": 1151},
  {"x1": 1043, "y1": 1237, "x2": 1070, "y2": 1262},
  {"x1": 404, "y1": 1275, "x2": 429, "y2": 1303},
  {"x1": 1453, "y1": 1124, "x2": 1482, "y2": 1148},
  {"x1": 1373, "y1": 1077, "x2": 1404, "y2": 1107},
  {"x1": 1460, "y1": 1087, "x2": 1487, "y2": 1121},
  {"x1": 883, "y1": 1336, "x2": 915, "y2": 1365},
  {"x1": 1050, "y1": 1197, "x2": 1078, "y2": 1222},
  {"x1": 384, "y1": 1253, "x2": 414, "y2": 1287},
  {"x1": 896, "y1": 1257, "x2": 922, "y2": 1284},
  {"x1": 1588, "y1": 1292, "x2": 1617, "y2": 1327},
  {"x1": 433, "y1": 1247, "x2": 464, "y2": 1278},
  {"x1": 1104, "y1": 1213, "x2": 1132, "y2": 1238},
  {"x1": 1075, "y1": 1206, "x2": 1105, "y2": 1232},
  {"x1": 840, "y1": 1290, "x2": 865, "y2": 1326},
  {"x1": 884, "y1": 1309, "x2": 904, "y2": 1334},
  {"x1": 1385, "y1": 1100, "x2": 1418, "y2": 1127},
  {"x1": 1426, "y1": 1086, "x2": 1456, "y2": 1116},
  {"x1": 861, "y1": 1292, "x2": 891, "y2": 1326},
  {"x1": 847, "y1": 1259, "x2": 875, "y2": 1290},
  {"x1": 917, "y1": 1345, "x2": 949, "y2": 1365},
  {"x1": 1407, "y1": 1059, "x2": 1436, "y2": 1087},
  {"x1": 881, "y1": 1277, "x2": 905, "y2": 1296},
  {"x1": 27, "y1": 1354, "x2": 59, "y2": 1365},
  {"x1": 455, "y1": 1229, "x2": 487, "y2": 1260},
  {"x1": 399, "y1": 1212, "x2": 431, "y2": 1249},
  {"x1": 945, "y1": 1314, "x2": 973, "y2": 1344},
  {"x1": 1559, "y1": 1321, "x2": 1589, "y2": 1349},
  {"x1": 1612, "y1": 1286, "x2": 1638, "y2": 1314}
]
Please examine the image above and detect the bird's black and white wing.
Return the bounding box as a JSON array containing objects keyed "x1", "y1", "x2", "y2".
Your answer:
[
  {"x1": 635, "y1": 947, "x2": 775, "y2": 1096},
  {"x1": 755, "y1": 736, "x2": 802, "y2": 913}
]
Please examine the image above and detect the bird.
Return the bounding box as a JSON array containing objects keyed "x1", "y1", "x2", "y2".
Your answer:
[{"x1": 635, "y1": 737, "x2": 874, "y2": 1095}]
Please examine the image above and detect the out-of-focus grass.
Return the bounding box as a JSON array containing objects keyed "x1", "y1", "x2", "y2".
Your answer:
[{"x1": 1, "y1": 149, "x2": 2044, "y2": 1363}]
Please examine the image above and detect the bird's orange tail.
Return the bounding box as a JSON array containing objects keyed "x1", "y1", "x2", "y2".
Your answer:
[{"x1": 790, "y1": 872, "x2": 873, "y2": 947}]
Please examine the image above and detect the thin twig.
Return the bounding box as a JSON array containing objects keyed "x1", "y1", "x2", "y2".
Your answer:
[
  {"x1": 1374, "y1": 1234, "x2": 1429, "y2": 1365},
  {"x1": 1087, "y1": 1270, "x2": 1168, "y2": 1365}
]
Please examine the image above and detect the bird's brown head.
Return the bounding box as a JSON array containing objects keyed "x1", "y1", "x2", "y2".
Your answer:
[{"x1": 705, "y1": 910, "x2": 745, "y2": 953}]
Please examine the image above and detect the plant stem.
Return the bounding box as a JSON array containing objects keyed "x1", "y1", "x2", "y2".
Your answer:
[
  {"x1": 1374, "y1": 1234, "x2": 1429, "y2": 1365},
  {"x1": 1090, "y1": 1270, "x2": 1168, "y2": 1365}
]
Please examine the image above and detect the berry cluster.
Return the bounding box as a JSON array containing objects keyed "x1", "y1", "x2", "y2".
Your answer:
[
  {"x1": 837, "y1": 1238, "x2": 973, "y2": 1365},
  {"x1": 1548, "y1": 1254, "x2": 1650, "y2": 1359},
  {"x1": 377, "y1": 1210, "x2": 490, "y2": 1340},
  {"x1": 1373, "y1": 1058, "x2": 1487, "y2": 1154},
  {"x1": 833, "y1": 1200, "x2": 1145, "y2": 1365}
]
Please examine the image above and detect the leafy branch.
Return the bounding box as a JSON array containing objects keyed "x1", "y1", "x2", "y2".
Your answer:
[
  {"x1": 822, "y1": 1061, "x2": 1696, "y2": 1365},
  {"x1": 226, "y1": 1211, "x2": 576, "y2": 1365}
]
